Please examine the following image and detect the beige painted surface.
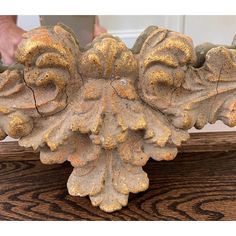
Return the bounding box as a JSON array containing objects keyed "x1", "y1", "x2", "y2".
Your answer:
[{"x1": 6, "y1": 15, "x2": 236, "y2": 135}]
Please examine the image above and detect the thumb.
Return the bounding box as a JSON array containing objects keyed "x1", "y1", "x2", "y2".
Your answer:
[{"x1": 2, "y1": 54, "x2": 14, "y2": 65}]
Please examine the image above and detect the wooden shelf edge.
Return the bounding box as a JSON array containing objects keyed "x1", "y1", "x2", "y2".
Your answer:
[{"x1": 0, "y1": 131, "x2": 236, "y2": 161}]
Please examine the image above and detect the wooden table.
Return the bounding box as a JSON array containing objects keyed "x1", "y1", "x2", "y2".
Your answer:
[{"x1": 0, "y1": 132, "x2": 236, "y2": 220}]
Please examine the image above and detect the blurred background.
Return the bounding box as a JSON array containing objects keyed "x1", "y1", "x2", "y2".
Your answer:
[
  {"x1": 11, "y1": 15, "x2": 236, "y2": 135},
  {"x1": 18, "y1": 15, "x2": 236, "y2": 47}
]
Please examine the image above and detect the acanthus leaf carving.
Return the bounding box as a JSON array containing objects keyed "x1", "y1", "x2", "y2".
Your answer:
[
  {"x1": 1, "y1": 24, "x2": 236, "y2": 212},
  {"x1": 137, "y1": 26, "x2": 236, "y2": 130}
]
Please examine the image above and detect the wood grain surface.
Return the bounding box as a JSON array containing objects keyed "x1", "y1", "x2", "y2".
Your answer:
[{"x1": 0, "y1": 132, "x2": 236, "y2": 220}]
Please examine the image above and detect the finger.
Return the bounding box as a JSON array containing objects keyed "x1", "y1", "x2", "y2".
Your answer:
[
  {"x1": 2, "y1": 54, "x2": 14, "y2": 65},
  {"x1": 94, "y1": 25, "x2": 107, "y2": 38}
]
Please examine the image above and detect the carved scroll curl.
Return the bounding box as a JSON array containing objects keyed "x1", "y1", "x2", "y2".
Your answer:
[{"x1": 1, "y1": 24, "x2": 236, "y2": 212}]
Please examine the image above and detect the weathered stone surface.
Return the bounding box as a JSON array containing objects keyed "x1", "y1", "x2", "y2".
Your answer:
[{"x1": 1, "y1": 24, "x2": 236, "y2": 212}]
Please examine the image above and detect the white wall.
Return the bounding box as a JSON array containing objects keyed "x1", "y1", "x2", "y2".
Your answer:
[
  {"x1": 17, "y1": 15, "x2": 40, "y2": 30},
  {"x1": 11, "y1": 15, "x2": 236, "y2": 134},
  {"x1": 184, "y1": 15, "x2": 236, "y2": 45},
  {"x1": 99, "y1": 15, "x2": 185, "y2": 48},
  {"x1": 100, "y1": 15, "x2": 236, "y2": 48},
  {"x1": 17, "y1": 15, "x2": 236, "y2": 47}
]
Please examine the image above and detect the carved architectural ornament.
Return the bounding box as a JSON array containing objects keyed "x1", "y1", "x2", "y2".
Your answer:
[{"x1": 1, "y1": 24, "x2": 236, "y2": 212}]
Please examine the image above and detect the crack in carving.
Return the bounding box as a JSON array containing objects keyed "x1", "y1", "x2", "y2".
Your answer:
[
  {"x1": 21, "y1": 72, "x2": 43, "y2": 117},
  {"x1": 208, "y1": 64, "x2": 223, "y2": 122},
  {"x1": 109, "y1": 78, "x2": 122, "y2": 99},
  {"x1": 22, "y1": 71, "x2": 69, "y2": 118}
]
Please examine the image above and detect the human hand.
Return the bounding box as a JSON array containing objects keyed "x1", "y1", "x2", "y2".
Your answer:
[
  {"x1": 93, "y1": 16, "x2": 107, "y2": 38},
  {"x1": 0, "y1": 16, "x2": 25, "y2": 65}
]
